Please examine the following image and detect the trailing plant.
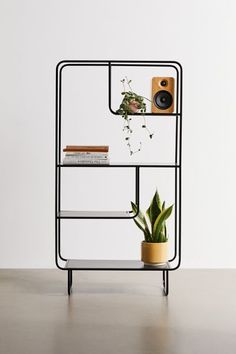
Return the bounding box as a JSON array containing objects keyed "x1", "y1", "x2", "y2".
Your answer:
[
  {"x1": 116, "y1": 77, "x2": 154, "y2": 155},
  {"x1": 131, "y1": 190, "x2": 173, "y2": 243}
]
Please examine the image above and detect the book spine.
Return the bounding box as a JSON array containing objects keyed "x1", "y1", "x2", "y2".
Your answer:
[
  {"x1": 63, "y1": 158, "x2": 110, "y2": 165},
  {"x1": 65, "y1": 152, "x2": 108, "y2": 159},
  {"x1": 64, "y1": 146, "x2": 109, "y2": 153},
  {"x1": 63, "y1": 157, "x2": 108, "y2": 161}
]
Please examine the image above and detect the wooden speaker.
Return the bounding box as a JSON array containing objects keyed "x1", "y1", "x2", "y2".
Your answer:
[{"x1": 152, "y1": 77, "x2": 175, "y2": 113}]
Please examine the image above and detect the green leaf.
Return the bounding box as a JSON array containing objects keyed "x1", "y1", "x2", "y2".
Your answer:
[
  {"x1": 153, "y1": 205, "x2": 173, "y2": 241},
  {"x1": 156, "y1": 223, "x2": 168, "y2": 242},
  {"x1": 131, "y1": 202, "x2": 151, "y2": 241},
  {"x1": 155, "y1": 190, "x2": 162, "y2": 210},
  {"x1": 146, "y1": 191, "x2": 162, "y2": 231},
  {"x1": 133, "y1": 217, "x2": 146, "y2": 233},
  {"x1": 164, "y1": 223, "x2": 168, "y2": 241},
  {"x1": 131, "y1": 202, "x2": 147, "y2": 227},
  {"x1": 159, "y1": 230, "x2": 166, "y2": 243}
]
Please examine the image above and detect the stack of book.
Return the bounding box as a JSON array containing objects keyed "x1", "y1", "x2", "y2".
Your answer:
[{"x1": 63, "y1": 145, "x2": 110, "y2": 165}]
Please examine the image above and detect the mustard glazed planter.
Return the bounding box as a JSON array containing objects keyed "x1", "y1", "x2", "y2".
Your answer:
[{"x1": 141, "y1": 241, "x2": 168, "y2": 265}]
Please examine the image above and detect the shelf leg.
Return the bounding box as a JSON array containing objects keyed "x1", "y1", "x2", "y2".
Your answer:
[
  {"x1": 68, "y1": 270, "x2": 72, "y2": 295},
  {"x1": 162, "y1": 270, "x2": 169, "y2": 296}
]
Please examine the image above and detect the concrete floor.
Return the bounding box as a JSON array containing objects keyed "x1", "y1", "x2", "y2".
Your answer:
[{"x1": 0, "y1": 270, "x2": 236, "y2": 354}]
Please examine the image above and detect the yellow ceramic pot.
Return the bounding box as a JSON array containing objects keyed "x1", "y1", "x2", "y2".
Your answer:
[{"x1": 141, "y1": 241, "x2": 168, "y2": 265}]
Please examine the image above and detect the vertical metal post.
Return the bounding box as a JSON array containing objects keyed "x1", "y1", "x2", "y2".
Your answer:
[
  {"x1": 162, "y1": 270, "x2": 169, "y2": 296},
  {"x1": 135, "y1": 167, "x2": 140, "y2": 208},
  {"x1": 68, "y1": 270, "x2": 72, "y2": 295},
  {"x1": 178, "y1": 64, "x2": 183, "y2": 269},
  {"x1": 55, "y1": 65, "x2": 59, "y2": 268}
]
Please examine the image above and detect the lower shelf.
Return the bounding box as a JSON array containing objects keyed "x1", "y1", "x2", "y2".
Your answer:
[{"x1": 65, "y1": 259, "x2": 170, "y2": 270}]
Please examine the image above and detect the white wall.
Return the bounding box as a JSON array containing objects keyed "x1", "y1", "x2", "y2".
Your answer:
[{"x1": 0, "y1": 0, "x2": 235, "y2": 268}]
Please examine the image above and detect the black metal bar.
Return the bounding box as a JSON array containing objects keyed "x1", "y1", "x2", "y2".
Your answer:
[
  {"x1": 168, "y1": 64, "x2": 183, "y2": 268},
  {"x1": 168, "y1": 166, "x2": 178, "y2": 263},
  {"x1": 56, "y1": 60, "x2": 182, "y2": 65},
  {"x1": 68, "y1": 270, "x2": 72, "y2": 295},
  {"x1": 169, "y1": 63, "x2": 182, "y2": 275},
  {"x1": 55, "y1": 62, "x2": 59, "y2": 268},
  {"x1": 57, "y1": 164, "x2": 180, "y2": 168},
  {"x1": 57, "y1": 64, "x2": 67, "y2": 262},
  {"x1": 175, "y1": 64, "x2": 183, "y2": 269},
  {"x1": 174, "y1": 67, "x2": 180, "y2": 261},
  {"x1": 178, "y1": 64, "x2": 183, "y2": 268},
  {"x1": 110, "y1": 112, "x2": 180, "y2": 116},
  {"x1": 162, "y1": 270, "x2": 169, "y2": 296},
  {"x1": 58, "y1": 67, "x2": 62, "y2": 171},
  {"x1": 135, "y1": 167, "x2": 140, "y2": 207},
  {"x1": 168, "y1": 64, "x2": 179, "y2": 262},
  {"x1": 63, "y1": 265, "x2": 179, "y2": 272},
  {"x1": 175, "y1": 64, "x2": 180, "y2": 163},
  {"x1": 57, "y1": 216, "x2": 136, "y2": 220},
  {"x1": 58, "y1": 219, "x2": 67, "y2": 261},
  {"x1": 57, "y1": 64, "x2": 62, "y2": 263},
  {"x1": 110, "y1": 64, "x2": 178, "y2": 68},
  {"x1": 178, "y1": 168, "x2": 182, "y2": 268},
  {"x1": 108, "y1": 62, "x2": 112, "y2": 115},
  {"x1": 55, "y1": 66, "x2": 67, "y2": 268}
]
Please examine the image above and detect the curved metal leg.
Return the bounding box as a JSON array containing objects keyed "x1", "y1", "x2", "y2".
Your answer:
[
  {"x1": 68, "y1": 270, "x2": 72, "y2": 295},
  {"x1": 162, "y1": 270, "x2": 169, "y2": 296}
]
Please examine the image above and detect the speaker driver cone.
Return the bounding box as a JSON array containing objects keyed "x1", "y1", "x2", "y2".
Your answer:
[{"x1": 153, "y1": 90, "x2": 173, "y2": 110}]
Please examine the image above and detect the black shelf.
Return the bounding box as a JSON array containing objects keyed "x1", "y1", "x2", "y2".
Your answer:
[
  {"x1": 58, "y1": 210, "x2": 134, "y2": 219},
  {"x1": 65, "y1": 259, "x2": 171, "y2": 270},
  {"x1": 58, "y1": 162, "x2": 180, "y2": 168},
  {"x1": 110, "y1": 112, "x2": 181, "y2": 116}
]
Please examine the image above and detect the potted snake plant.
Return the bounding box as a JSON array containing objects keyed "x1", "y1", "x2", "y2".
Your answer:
[{"x1": 131, "y1": 190, "x2": 173, "y2": 266}]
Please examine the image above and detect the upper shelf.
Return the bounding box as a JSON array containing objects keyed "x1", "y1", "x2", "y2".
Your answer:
[
  {"x1": 57, "y1": 162, "x2": 180, "y2": 168},
  {"x1": 110, "y1": 112, "x2": 181, "y2": 116},
  {"x1": 56, "y1": 60, "x2": 182, "y2": 119}
]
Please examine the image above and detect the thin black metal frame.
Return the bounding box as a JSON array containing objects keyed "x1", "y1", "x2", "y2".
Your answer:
[{"x1": 55, "y1": 60, "x2": 183, "y2": 296}]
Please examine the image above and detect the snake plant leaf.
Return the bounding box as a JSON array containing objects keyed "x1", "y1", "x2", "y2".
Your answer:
[
  {"x1": 153, "y1": 205, "x2": 173, "y2": 241},
  {"x1": 157, "y1": 223, "x2": 168, "y2": 242},
  {"x1": 131, "y1": 202, "x2": 151, "y2": 241},
  {"x1": 158, "y1": 230, "x2": 165, "y2": 243},
  {"x1": 146, "y1": 191, "x2": 162, "y2": 231},
  {"x1": 133, "y1": 217, "x2": 146, "y2": 233},
  {"x1": 155, "y1": 190, "x2": 162, "y2": 208},
  {"x1": 162, "y1": 201, "x2": 165, "y2": 211},
  {"x1": 164, "y1": 223, "x2": 168, "y2": 241},
  {"x1": 131, "y1": 202, "x2": 149, "y2": 230},
  {"x1": 143, "y1": 229, "x2": 152, "y2": 242},
  {"x1": 132, "y1": 219, "x2": 151, "y2": 242}
]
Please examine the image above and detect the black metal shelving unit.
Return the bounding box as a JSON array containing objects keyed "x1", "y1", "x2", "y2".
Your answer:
[{"x1": 55, "y1": 60, "x2": 183, "y2": 296}]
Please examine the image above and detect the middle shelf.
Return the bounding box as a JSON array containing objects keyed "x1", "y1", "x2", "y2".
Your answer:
[
  {"x1": 57, "y1": 162, "x2": 180, "y2": 168},
  {"x1": 57, "y1": 210, "x2": 135, "y2": 219}
]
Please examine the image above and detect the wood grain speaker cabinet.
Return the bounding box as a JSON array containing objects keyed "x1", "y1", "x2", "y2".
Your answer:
[{"x1": 152, "y1": 77, "x2": 175, "y2": 113}]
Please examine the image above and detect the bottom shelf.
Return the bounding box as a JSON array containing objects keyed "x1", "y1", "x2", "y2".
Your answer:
[{"x1": 65, "y1": 259, "x2": 170, "y2": 270}]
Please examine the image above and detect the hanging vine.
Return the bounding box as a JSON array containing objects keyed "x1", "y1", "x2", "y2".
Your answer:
[{"x1": 116, "y1": 77, "x2": 154, "y2": 155}]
